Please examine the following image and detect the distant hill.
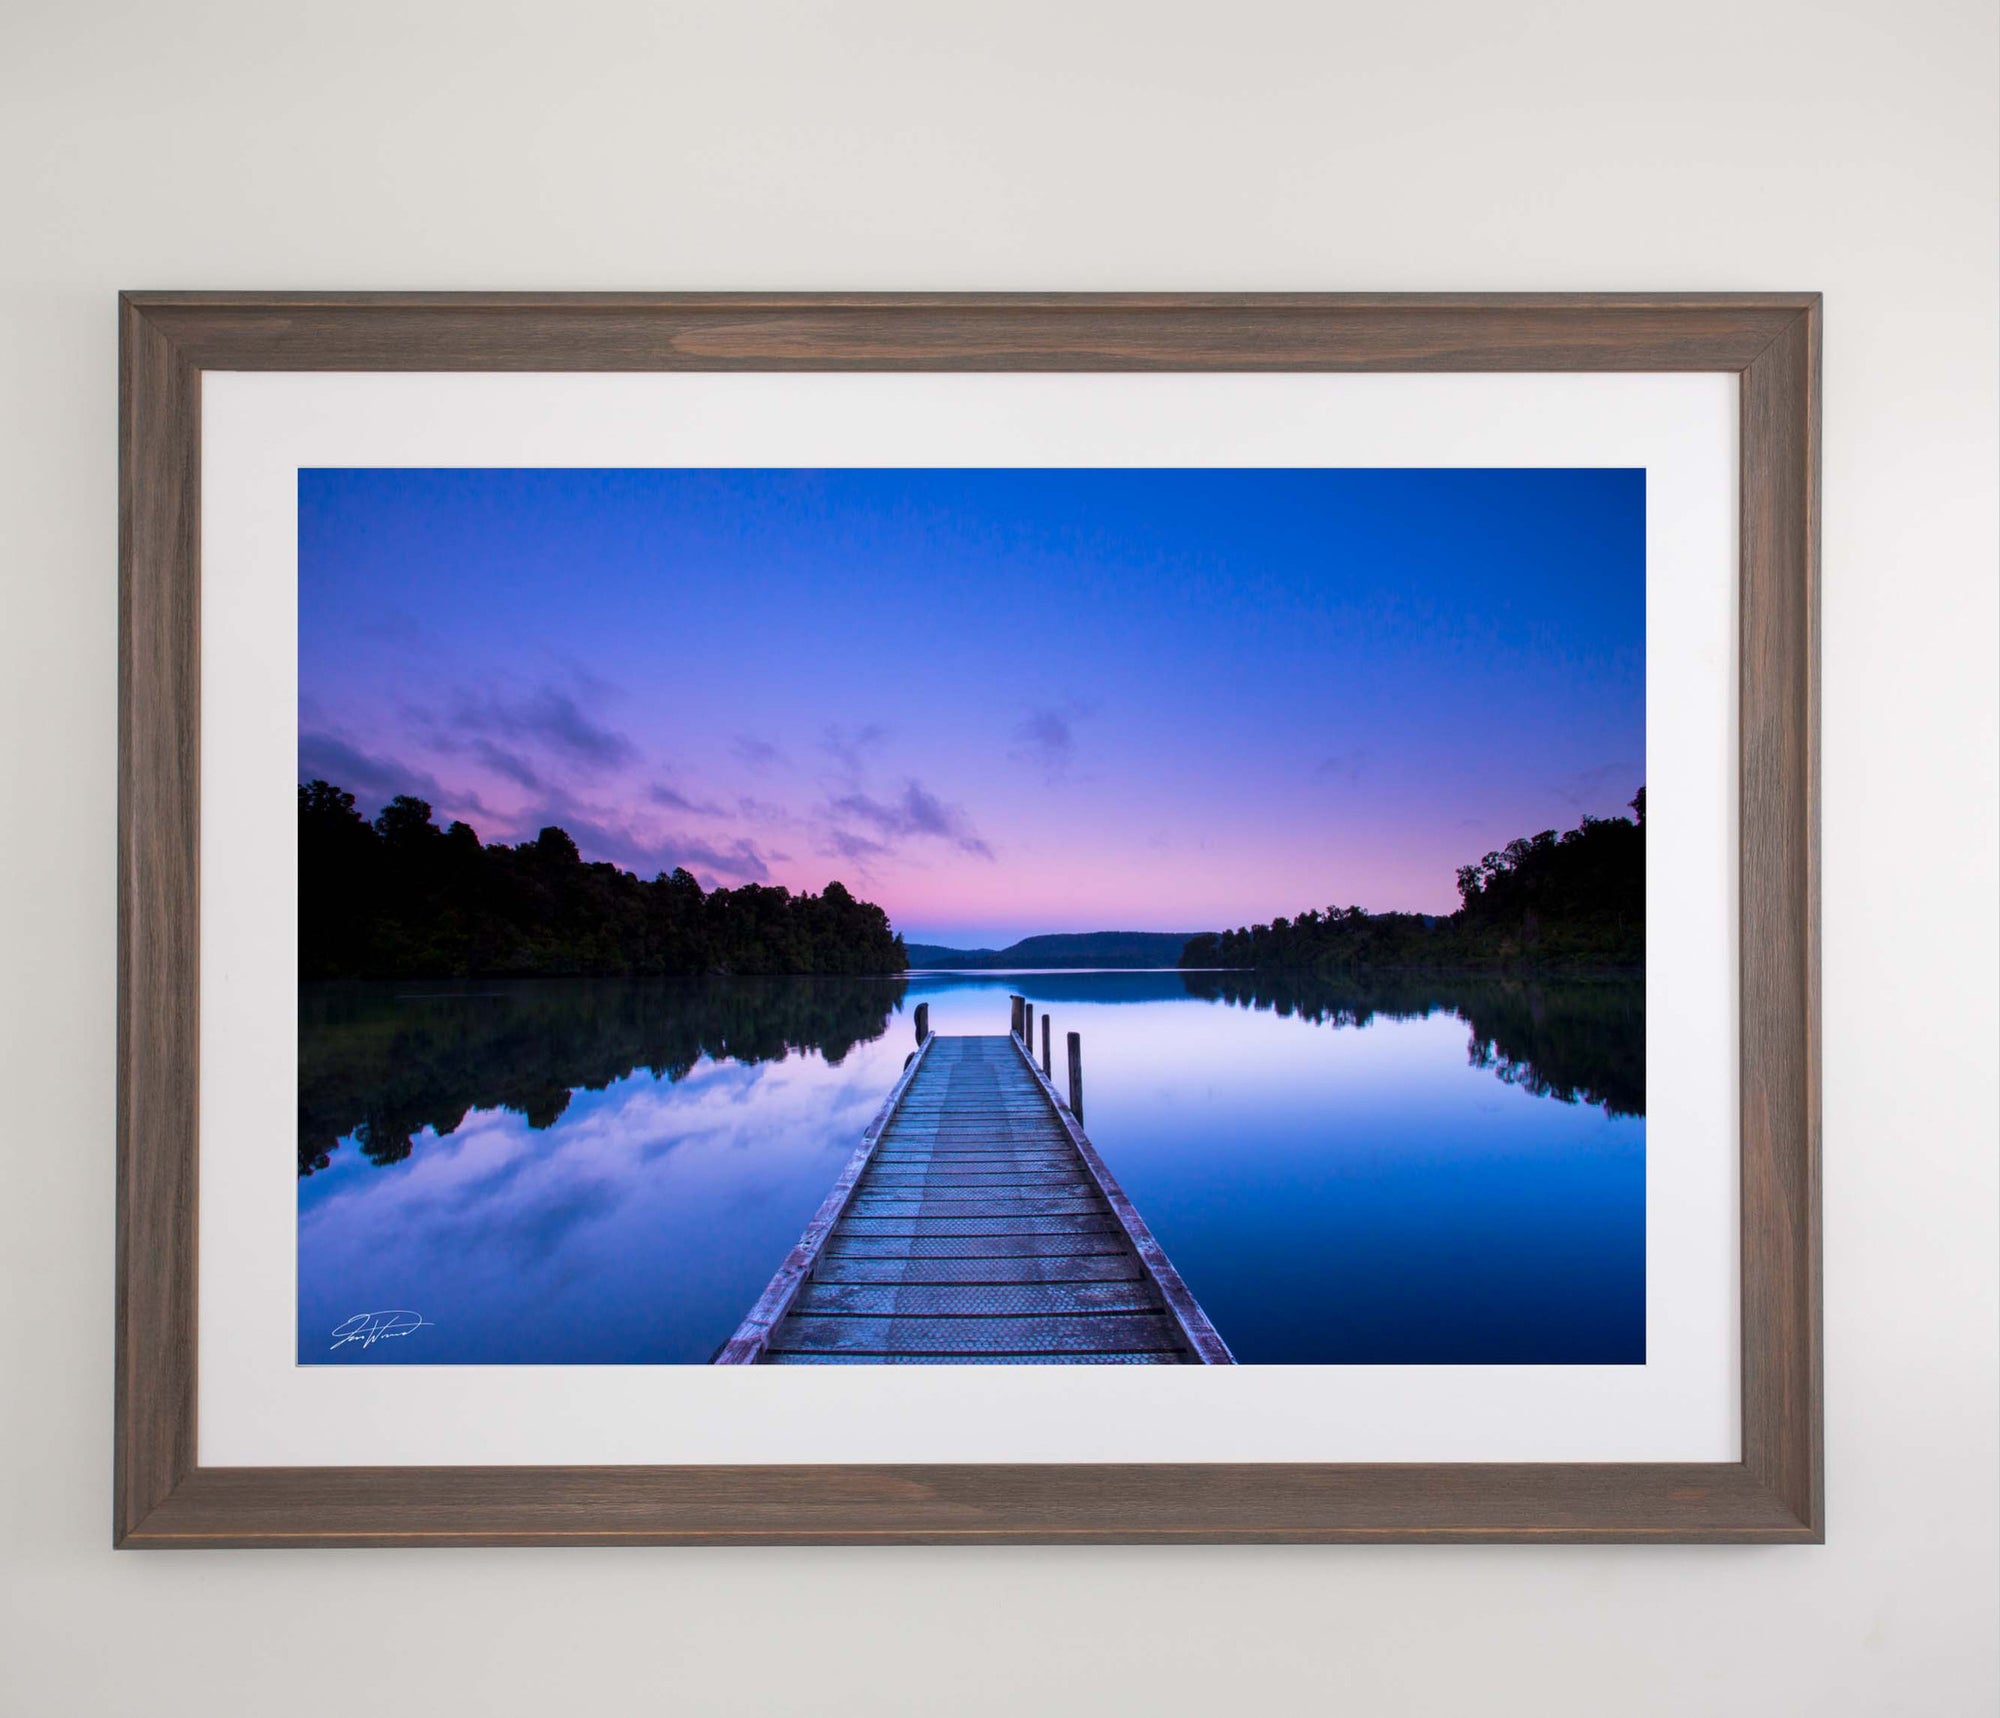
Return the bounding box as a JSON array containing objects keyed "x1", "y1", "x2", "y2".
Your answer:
[
  {"x1": 906, "y1": 931, "x2": 1194, "y2": 970},
  {"x1": 905, "y1": 943, "x2": 1002, "y2": 967}
]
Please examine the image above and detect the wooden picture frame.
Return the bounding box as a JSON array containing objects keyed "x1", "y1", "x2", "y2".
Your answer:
[{"x1": 117, "y1": 292, "x2": 1820, "y2": 1546}]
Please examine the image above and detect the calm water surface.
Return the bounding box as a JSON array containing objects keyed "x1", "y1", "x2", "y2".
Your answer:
[{"x1": 298, "y1": 970, "x2": 1644, "y2": 1364}]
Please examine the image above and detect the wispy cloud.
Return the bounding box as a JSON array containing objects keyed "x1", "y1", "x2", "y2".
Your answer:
[
  {"x1": 820, "y1": 721, "x2": 889, "y2": 783},
  {"x1": 646, "y1": 781, "x2": 726, "y2": 817},
  {"x1": 472, "y1": 739, "x2": 542, "y2": 791},
  {"x1": 351, "y1": 604, "x2": 443, "y2": 654},
  {"x1": 732, "y1": 735, "x2": 786, "y2": 772},
  {"x1": 1314, "y1": 748, "x2": 1369, "y2": 785},
  {"x1": 493, "y1": 1177, "x2": 620, "y2": 1265},
  {"x1": 453, "y1": 685, "x2": 637, "y2": 773},
  {"x1": 426, "y1": 760, "x2": 778, "y2": 884},
  {"x1": 299, "y1": 731, "x2": 458, "y2": 815},
  {"x1": 1555, "y1": 761, "x2": 1642, "y2": 809},
  {"x1": 826, "y1": 828, "x2": 893, "y2": 865},
  {"x1": 828, "y1": 780, "x2": 994, "y2": 861},
  {"x1": 1010, "y1": 702, "x2": 1096, "y2": 784},
  {"x1": 525, "y1": 796, "x2": 776, "y2": 884},
  {"x1": 665, "y1": 835, "x2": 773, "y2": 883},
  {"x1": 735, "y1": 795, "x2": 796, "y2": 827}
]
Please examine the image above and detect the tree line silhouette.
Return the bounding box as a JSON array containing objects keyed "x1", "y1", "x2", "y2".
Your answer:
[
  {"x1": 1182, "y1": 790, "x2": 1644, "y2": 974},
  {"x1": 300, "y1": 974, "x2": 910, "y2": 1176},
  {"x1": 300, "y1": 781, "x2": 908, "y2": 979}
]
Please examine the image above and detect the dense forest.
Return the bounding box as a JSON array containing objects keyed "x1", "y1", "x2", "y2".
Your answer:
[
  {"x1": 299, "y1": 780, "x2": 908, "y2": 980},
  {"x1": 1182, "y1": 791, "x2": 1644, "y2": 973},
  {"x1": 299, "y1": 975, "x2": 910, "y2": 1175}
]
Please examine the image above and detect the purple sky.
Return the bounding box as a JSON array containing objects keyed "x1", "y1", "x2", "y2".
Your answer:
[{"x1": 299, "y1": 468, "x2": 1644, "y2": 947}]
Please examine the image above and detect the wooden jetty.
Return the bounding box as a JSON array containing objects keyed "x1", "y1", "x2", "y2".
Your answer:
[{"x1": 715, "y1": 999, "x2": 1234, "y2": 1365}]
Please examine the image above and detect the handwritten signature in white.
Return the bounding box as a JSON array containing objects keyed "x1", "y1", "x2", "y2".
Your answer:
[{"x1": 330, "y1": 1310, "x2": 431, "y2": 1352}]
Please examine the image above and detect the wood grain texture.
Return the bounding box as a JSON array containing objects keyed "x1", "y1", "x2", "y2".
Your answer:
[
  {"x1": 119, "y1": 1461, "x2": 1812, "y2": 1547},
  {"x1": 115, "y1": 292, "x2": 1822, "y2": 1545},
  {"x1": 116, "y1": 299, "x2": 201, "y2": 1546},
  {"x1": 1737, "y1": 304, "x2": 1824, "y2": 1536},
  {"x1": 120, "y1": 291, "x2": 1815, "y2": 373}
]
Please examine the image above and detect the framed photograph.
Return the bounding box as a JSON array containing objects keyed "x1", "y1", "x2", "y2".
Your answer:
[{"x1": 117, "y1": 292, "x2": 1819, "y2": 1544}]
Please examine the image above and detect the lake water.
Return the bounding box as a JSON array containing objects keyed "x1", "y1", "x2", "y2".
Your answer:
[{"x1": 298, "y1": 969, "x2": 1644, "y2": 1365}]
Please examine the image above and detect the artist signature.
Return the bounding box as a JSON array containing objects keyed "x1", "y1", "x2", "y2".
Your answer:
[{"x1": 330, "y1": 1310, "x2": 431, "y2": 1351}]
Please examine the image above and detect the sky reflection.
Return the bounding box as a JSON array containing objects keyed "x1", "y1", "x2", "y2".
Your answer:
[
  {"x1": 299, "y1": 1028, "x2": 911, "y2": 1363},
  {"x1": 300, "y1": 972, "x2": 1643, "y2": 1365}
]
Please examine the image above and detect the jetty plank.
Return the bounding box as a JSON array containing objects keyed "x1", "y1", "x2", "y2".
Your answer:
[
  {"x1": 792, "y1": 1281, "x2": 1165, "y2": 1317},
  {"x1": 827, "y1": 1234, "x2": 1136, "y2": 1259},
  {"x1": 815, "y1": 1256, "x2": 1147, "y2": 1285},
  {"x1": 718, "y1": 1032, "x2": 1235, "y2": 1364},
  {"x1": 768, "y1": 1312, "x2": 1185, "y2": 1356}
]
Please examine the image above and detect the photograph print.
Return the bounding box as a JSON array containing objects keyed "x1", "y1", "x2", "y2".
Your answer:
[{"x1": 298, "y1": 466, "x2": 1645, "y2": 1367}]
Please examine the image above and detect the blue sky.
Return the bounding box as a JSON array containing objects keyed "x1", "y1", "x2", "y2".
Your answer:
[{"x1": 299, "y1": 467, "x2": 1644, "y2": 946}]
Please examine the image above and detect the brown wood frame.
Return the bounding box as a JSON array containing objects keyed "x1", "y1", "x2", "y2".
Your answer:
[{"x1": 117, "y1": 292, "x2": 1820, "y2": 1546}]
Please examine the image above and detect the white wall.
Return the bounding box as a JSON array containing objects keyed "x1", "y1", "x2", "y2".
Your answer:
[{"x1": 1, "y1": 2, "x2": 1993, "y2": 1712}]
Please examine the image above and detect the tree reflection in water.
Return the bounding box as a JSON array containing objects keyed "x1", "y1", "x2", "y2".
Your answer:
[
  {"x1": 1177, "y1": 969, "x2": 1643, "y2": 1118},
  {"x1": 299, "y1": 975, "x2": 908, "y2": 1176}
]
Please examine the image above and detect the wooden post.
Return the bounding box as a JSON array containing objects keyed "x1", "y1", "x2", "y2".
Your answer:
[
  {"x1": 1009, "y1": 995, "x2": 1022, "y2": 1038},
  {"x1": 1041, "y1": 1013, "x2": 1051, "y2": 1076},
  {"x1": 1066, "y1": 1031, "x2": 1083, "y2": 1123},
  {"x1": 914, "y1": 1001, "x2": 929, "y2": 1044}
]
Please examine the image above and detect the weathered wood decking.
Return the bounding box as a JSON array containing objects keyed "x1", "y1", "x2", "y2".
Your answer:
[{"x1": 716, "y1": 1024, "x2": 1234, "y2": 1365}]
